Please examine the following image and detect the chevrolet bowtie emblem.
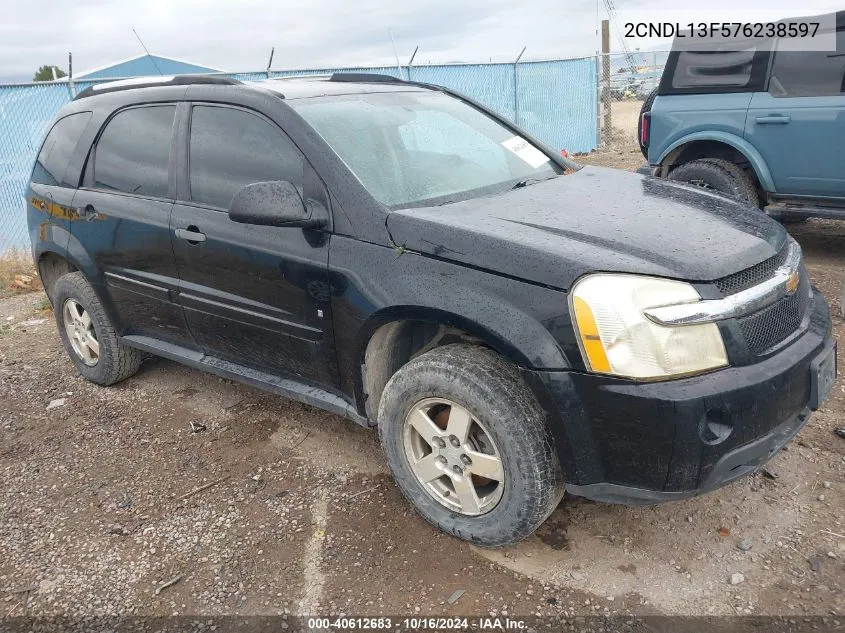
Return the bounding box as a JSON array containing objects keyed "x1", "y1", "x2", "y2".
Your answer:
[{"x1": 785, "y1": 270, "x2": 800, "y2": 295}]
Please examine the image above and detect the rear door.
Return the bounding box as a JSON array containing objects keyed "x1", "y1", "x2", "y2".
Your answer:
[
  {"x1": 70, "y1": 104, "x2": 198, "y2": 348},
  {"x1": 27, "y1": 112, "x2": 93, "y2": 253},
  {"x1": 171, "y1": 102, "x2": 337, "y2": 388},
  {"x1": 746, "y1": 30, "x2": 845, "y2": 198}
]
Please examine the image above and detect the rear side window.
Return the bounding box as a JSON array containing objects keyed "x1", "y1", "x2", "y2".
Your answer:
[
  {"x1": 188, "y1": 105, "x2": 304, "y2": 209},
  {"x1": 671, "y1": 50, "x2": 756, "y2": 89},
  {"x1": 93, "y1": 105, "x2": 175, "y2": 198},
  {"x1": 31, "y1": 112, "x2": 92, "y2": 187},
  {"x1": 769, "y1": 31, "x2": 845, "y2": 97}
]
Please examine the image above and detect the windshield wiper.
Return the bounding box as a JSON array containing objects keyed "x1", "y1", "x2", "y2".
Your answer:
[{"x1": 511, "y1": 175, "x2": 556, "y2": 190}]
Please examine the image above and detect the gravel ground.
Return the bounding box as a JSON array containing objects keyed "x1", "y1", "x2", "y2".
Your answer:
[{"x1": 1, "y1": 173, "x2": 844, "y2": 625}]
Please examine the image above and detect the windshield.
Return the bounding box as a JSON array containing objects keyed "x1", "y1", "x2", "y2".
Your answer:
[{"x1": 290, "y1": 90, "x2": 566, "y2": 208}]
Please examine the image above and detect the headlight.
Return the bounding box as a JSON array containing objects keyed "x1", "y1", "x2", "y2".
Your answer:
[{"x1": 570, "y1": 273, "x2": 727, "y2": 380}]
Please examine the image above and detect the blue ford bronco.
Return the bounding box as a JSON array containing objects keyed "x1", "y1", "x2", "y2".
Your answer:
[{"x1": 640, "y1": 12, "x2": 845, "y2": 222}]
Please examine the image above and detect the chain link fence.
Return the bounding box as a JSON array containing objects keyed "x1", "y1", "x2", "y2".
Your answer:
[
  {"x1": 597, "y1": 51, "x2": 669, "y2": 152},
  {"x1": 1, "y1": 55, "x2": 607, "y2": 253}
]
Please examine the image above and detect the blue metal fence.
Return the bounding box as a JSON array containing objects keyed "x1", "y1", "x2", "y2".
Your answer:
[{"x1": 0, "y1": 57, "x2": 597, "y2": 252}]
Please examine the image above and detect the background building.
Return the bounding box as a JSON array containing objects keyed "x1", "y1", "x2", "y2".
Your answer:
[{"x1": 76, "y1": 54, "x2": 221, "y2": 80}]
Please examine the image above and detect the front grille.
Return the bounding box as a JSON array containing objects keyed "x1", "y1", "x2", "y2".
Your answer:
[
  {"x1": 736, "y1": 265, "x2": 811, "y2": 356},
  {"x1": 715, "y1": 246, "x2": 789, "y2": 296}
]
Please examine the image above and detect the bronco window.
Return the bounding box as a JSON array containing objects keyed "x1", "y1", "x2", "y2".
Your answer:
[
  {"x1": 769, "y1": 31, "x2": 845, "y2": 97},
  {"x1": 290, "y1": 91, "x2": 563, "y2": 208},
  {"x1": 671, "y1": 50, "x2": 756, "y2": 89},
  {"x1": 93, "y1": 105, "x2": 175, "y2": 198}
]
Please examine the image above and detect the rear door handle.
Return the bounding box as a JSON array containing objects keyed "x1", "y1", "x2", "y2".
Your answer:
[
  {"x1": 174, "y1": 226, "x2": 206, "y2": 243},
  {"x1": 755, "y1": 115, "x2": 791, "y2": 125}
]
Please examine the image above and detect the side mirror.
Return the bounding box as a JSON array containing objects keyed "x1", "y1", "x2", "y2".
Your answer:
[{"x1": 228, "y1": 181, "x2": 325, "y2": 228}]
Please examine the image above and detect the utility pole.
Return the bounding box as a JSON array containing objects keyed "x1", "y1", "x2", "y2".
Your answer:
[
  {"x1": 68, "y1": 52, "x2": 76, "y2": 97},
  {"x1": 513, "y1": 46, "x2": 526, "y2": 126},
  {"x1": 601, "y1": 19, "x2": 612, "y2": 144}
]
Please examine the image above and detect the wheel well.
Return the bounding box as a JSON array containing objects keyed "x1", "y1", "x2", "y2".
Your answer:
[
  {"x1": 661, "y1": 140, "x2": 760, "y2": 188},
  {"x1": 38, "y1": 252, "x2": 77, "y2": 300},
  {"x1": 362, "y1": 320, "x2": 485, "y2": 421}
]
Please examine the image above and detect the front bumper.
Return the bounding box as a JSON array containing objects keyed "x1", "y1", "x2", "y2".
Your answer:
[{"x1": 525, "y1": 290, "x2": 834, "y2": 505}]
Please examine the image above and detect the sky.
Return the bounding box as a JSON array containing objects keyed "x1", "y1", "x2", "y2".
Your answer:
[{"x1": 1, "y1": 0, "x2": 842, "y2": 82}]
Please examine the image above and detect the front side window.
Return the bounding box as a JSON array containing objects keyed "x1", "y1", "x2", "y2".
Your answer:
[
  {"x1": 769, "y1": 31, "x2": 845, "y2": 97},
  {"x1": 290, "y1": 91, "x2": 563, "y2": 208},
  {"x1": 93, "y1": 105, "x2": 175, "y2": 198},
  {"x1": 31, "y1": 112, "x2": 92, "y2": 186},
  {"x1": 189, "y1": 106, "x2": 304, "y2": 209}
]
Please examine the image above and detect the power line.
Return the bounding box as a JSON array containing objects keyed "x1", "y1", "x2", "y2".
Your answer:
[{"x1": 601, "y1": 0, "x2": 639, "y2": 70}]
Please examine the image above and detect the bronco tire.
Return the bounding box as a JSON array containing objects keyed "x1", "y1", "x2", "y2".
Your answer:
[
  {"x1": 668, "y1": 158, "x2": 760, "y2": 207},
  {"x1": 53, "y1": 272, "x2": 144, "y2": 386},
  {"x1": 378, "y1": 344, "x2": 565, "y2": 547}
]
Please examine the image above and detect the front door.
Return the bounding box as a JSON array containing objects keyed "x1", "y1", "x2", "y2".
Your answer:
[
  {"x1": 171, "y1": 103, "x2": 338, "y2": 389},
  {"x1": 70, "y1": 104, "x2": 198, "y2": 349},
  {"x1": 746, "y1": 31, "x2": 845, "y2": 198}
]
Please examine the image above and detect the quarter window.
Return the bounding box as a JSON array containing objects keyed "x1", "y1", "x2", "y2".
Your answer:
[
  {"x1": 31, "y1": 112, "x2": 92, "y2": 187},
  {"x1": 189, "y1": 106, "x2": 304, "y2": 209},
  {"x1": 769, "y1": 32, "x2": 845, "y2": 97},
  {"x1": 671, "y1": 50, "x2": 756, "y2": 89},
  {"x1": 93, "y1": 106, "x2": 175, "y2": 198}
]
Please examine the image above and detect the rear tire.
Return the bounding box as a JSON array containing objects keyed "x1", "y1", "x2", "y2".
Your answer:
[
  {"x1": 378, "y1": 344, "x2": 565, "y2": 547},
  {"x1": 53, "y1": 272, "x2": 144, "y2": 386},
  {"x1": 668, "y1": 158, "x2": 760, "y2": 207},
  {"x1": 637, "y1": 89, "x2": 658, "y2": 158}
]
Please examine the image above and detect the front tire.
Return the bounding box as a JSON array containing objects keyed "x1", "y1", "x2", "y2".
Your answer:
[
  {"x1": 668, "y1": 158, "x2": 760, "y2": 207},
  {"x1": 378, "y1": 344, "x2": 565, "y2": 547},
  {"x1": 53, "y1": 272, "x2": 144, "y2": 386}
]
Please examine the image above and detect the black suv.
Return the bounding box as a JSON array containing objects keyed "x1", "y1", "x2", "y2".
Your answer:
[{"x1": 28, "y1": 73, "x2": 835, "y2": 546}]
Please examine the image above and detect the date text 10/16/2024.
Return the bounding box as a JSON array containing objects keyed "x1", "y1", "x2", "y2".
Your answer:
[{"x1": 307, "y1": 617, "x2": 527, "y2": 630}]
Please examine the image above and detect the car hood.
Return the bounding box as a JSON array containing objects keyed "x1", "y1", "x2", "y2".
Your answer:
[{"x1": 385, "y1": 166, "x2": 787, "y2": 290}]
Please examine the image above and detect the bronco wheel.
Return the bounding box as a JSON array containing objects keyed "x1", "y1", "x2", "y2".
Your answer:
[
  {"x1": 53, "y1": 272, "x2": 144, "y2": 386},
  {"x1": 668, "y1": 158, "x2": 760, "y2": 207},
  {"x1": 378, "y1": 344, "x2": 565, "y2": 547}
]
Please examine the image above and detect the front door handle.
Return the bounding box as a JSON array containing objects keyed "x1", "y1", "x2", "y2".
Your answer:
[
  {"x1": 174, "y1": 226, "x2": 206, "y2": 244},
  {"x1": 756, "y1": 115, "x2": 791, "y2": 125}
]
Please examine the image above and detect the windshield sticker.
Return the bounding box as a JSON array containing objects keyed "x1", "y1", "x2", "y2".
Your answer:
[{"x1": 501, "y1": 136, "x2": 550, "y2": 169}]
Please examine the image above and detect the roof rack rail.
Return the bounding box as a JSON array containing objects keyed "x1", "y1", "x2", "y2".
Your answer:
[
  {"x1": 270, "y1": 73, "x2": 333, "y2": 81},
  {"x1": 74, "y1": 75, "x2": 241, "y2": 100},
  {"x1": 329, "y1": 72, "x2": 405, "y2": 83}
]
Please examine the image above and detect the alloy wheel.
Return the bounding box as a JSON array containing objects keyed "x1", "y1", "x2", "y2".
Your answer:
[
  {"x1": 62, "y1": 298, "x2": 100, "y2": 366},
  {"x1": 402, "y1": 398, "x2": 505, "y2": 515}
]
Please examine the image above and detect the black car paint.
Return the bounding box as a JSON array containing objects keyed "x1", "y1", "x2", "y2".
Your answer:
[
  {"x1": 544, "y1": 291, "x2": 830, "y2": 497},
  {"x1": 387, "y1": 166, "x2": 786, "y2": 289},
  {"x1": 27, "y1": 78, "x2": 834, "y2": 505}
]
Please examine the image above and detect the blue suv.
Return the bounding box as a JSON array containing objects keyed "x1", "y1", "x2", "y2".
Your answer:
[{"x1": 640, "y1": 15, "x2": 845, "y2": 221}]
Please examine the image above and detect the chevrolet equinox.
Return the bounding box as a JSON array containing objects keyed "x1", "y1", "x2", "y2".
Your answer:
[{"x1": 27, "y1": 73, "x2": 836, "y2": 546}]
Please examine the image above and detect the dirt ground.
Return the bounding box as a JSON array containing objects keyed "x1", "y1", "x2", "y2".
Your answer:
[{"x1": 1, "y1": 162, "x2": 844, "y2": 625}]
